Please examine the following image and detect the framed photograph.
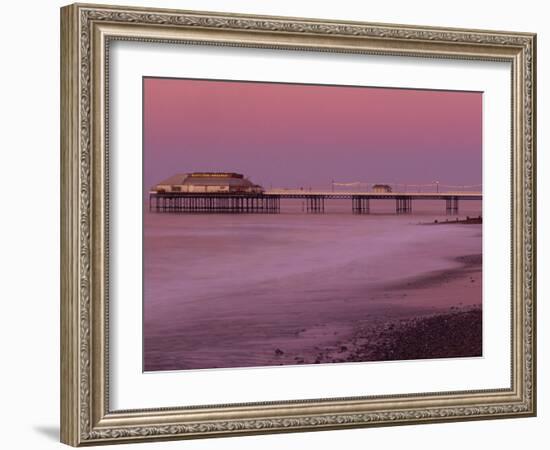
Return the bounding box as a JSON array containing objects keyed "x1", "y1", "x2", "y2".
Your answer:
[{"x1": 60, "y1": 3, "x2": 536, "y2": 446}]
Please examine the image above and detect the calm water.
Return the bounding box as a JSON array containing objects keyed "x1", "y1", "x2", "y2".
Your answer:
[{"x1": 143, "y1": 199, "x2": 482, "y2": 371}]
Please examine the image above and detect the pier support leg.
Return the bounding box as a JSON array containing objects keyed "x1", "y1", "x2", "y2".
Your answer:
[
  {"x1": 396, "y1": 198, "x2": 402, "y2": 214},
  {"x1": 396, "y1": 197, "x2": 412, "y2": 214},
  {"x1": 446, "y1": 197, "x2": 459, "y2": 215},
  {"x1": 306, "y1": 196, "x2": 324, "y2": 213},
  {"x1": 353, "y1": 197, "x2": 370, "y2": 214},
  {"x1": 151, "y1": 194, "x2": 281, "y2": 214}
]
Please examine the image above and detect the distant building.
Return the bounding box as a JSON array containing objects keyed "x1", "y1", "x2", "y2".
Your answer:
[
  {"x1": 372, "y1": 184, "x2": 392, "y2": 193},
  {"x1": 153, "y1": 172, "x2": 264, "y2": 194}
]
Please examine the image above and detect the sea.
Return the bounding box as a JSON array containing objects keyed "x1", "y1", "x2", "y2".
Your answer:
[{"x1": 143, "y1": 199, "x2": 482, "y2": 371}]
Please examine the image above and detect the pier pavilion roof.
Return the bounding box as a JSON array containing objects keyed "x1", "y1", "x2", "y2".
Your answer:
[
  {"x1": 155, "y1": 173, "x2": 188, "y2": 186},
  {"x1": 154, "y1": 172, "x2": 262, "y2": 190},
  {"x1": 182, "y1": 176, "x2": 256, "y2": 188}
]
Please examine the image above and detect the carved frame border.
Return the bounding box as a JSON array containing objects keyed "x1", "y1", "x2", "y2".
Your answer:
[{"x1": 60, "y1": 3, "x2": 536, "y2": 446}]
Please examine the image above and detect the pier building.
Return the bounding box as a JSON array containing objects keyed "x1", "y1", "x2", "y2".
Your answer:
[
  {"x1": 372, "y1": 184, "x2": 392, "y2": 193},
  {"x1": 153, "y1": 172, "x2": 264, "y2": 194}
]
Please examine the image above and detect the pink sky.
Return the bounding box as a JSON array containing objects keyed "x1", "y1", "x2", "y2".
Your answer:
[{"x1": 143, "y1": 77, "x2": 482, "y2": 191}]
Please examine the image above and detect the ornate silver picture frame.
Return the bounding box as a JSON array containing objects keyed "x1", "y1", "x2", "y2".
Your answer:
[{"x1": 60, "y1": 3, "x2": 536, "y2": 446}]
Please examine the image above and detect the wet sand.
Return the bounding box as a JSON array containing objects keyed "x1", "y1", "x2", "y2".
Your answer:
[{"x1": 262, "y1": 254, "x2": 482, "y2": 366}]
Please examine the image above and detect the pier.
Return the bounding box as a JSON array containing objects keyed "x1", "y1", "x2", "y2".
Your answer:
[
  {"x1": 149, "y1": 190, "x2": 481, "y2": 215},
  {"x1": 149, "y1": 173, "x2": 481, "y2": 215}
]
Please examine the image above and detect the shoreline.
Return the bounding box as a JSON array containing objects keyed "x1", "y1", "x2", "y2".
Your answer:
[
  {"x1": 308, "y1": 306, "x2": 482, "y2": 364},
  {"x1": 377, "y1": 253, "x2": 481, "y2": 293},
  {"x1": 268, "y1": 253, "x2": 482, "y2": 366}
]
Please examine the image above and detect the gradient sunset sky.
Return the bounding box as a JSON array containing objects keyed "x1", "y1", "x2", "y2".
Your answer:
[{"x1": 143, "y1": 77, "x2": 482, "y2": 191}]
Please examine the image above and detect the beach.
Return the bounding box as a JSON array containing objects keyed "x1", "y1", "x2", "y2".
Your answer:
[
  {"x1": 267, "y1": 253, "x2": 482, "y2": 366},
  {"x1": 143, "y1": 200, "x2": 482, "y2": 371}
]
